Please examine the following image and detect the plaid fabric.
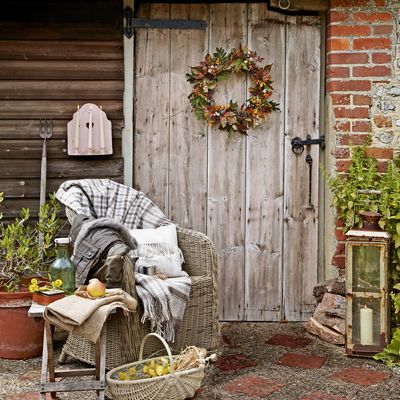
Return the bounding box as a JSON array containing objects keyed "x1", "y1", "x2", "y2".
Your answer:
[
  {"x1": 56, "y1": 179, "x2": 171, "y2": 228},
  {"x1": 135, "y1": 274, "x2": 191, "y2": 343},
  {"x1": 56, "y1": 179, "x2": 190, "y2": 342}
]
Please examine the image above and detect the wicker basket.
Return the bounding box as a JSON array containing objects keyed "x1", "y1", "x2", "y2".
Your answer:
[{"x1": 106, "y1": 333, "x2": 205, "y2": 400}]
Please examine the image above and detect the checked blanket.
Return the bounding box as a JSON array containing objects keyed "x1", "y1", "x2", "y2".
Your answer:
[
  {"x1": 56, "y1": 178, "x2": 171, "y2": 229},
  {"x1": 56, "y1": 179, "x2": 191, "y2": 342},
  {"x1": 135, "y1": 274, "x2": 191, "y2": 343}
]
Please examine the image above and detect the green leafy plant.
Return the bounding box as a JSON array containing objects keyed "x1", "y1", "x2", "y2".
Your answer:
[
  {"x1": 0, "y1": 193, "x2": 61, "y2": 292},
  {"x1": 325, "y1": 145, "x2": 400, "y2": 366}
]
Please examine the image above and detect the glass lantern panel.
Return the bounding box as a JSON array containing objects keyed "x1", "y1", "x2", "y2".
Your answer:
[
  {"x1": 351, "y1": 296, "x2": 381, "y2": 346},
  {"x1": 352, "y1": 245, "x2": 380, "y2": 292}
]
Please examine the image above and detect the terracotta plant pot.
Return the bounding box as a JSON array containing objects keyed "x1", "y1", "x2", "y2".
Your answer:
[{"x1": 0, "y1": 291, "x2": 44, "y2": 359}]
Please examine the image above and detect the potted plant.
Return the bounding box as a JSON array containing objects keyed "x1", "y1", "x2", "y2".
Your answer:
[{"x1": 0, "y1": 192, "x2": 61, "y2": 359}]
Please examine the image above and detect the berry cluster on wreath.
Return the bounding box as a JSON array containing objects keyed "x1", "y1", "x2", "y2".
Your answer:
[{"x1": 186, "y1": 45, "x2": 279, "y2": 135}]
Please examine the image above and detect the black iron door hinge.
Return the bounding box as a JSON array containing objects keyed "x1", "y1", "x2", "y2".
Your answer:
[{"x1": 124, "y1": 6, "x2": 207, "y2": 38}]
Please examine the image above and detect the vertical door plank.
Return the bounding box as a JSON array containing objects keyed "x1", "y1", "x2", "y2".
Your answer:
[
  {"x1": 169, "y1": 4, "x2": 209, "y2": 232},
  {"x1": 208, "y1": 3, "x2": 247, "y2": 321},
  {"x1": 283, "y1": 15, "x2": 321, "y2": 321},
  {"x1": 245, "y1": 6, "x2": 285, "y2": 321},
  {"x1": 134, "y1": 4, "x2": 170, "y2": 213}
]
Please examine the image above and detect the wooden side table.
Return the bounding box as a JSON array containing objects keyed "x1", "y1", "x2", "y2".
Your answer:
[{"x1": 28, "y1": 302, "x2": 107, "y2": 400}]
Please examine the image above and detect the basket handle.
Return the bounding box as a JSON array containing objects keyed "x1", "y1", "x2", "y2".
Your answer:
[{"x1": 138, "y1": 333, "x2": 176, "y2": 375}]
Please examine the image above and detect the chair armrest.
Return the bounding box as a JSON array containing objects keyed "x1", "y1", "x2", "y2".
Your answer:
[{"x1": 177, "y1": 226, "x2": 217, "y2": 278}]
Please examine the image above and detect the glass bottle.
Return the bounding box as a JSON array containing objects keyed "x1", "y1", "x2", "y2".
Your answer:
[{"x1": 49, "y1": 238, "x2": 75, "y2": 294}]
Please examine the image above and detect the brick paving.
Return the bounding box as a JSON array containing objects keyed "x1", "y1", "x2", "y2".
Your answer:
[
  {"x1": 298, "y1": 391, "x2": 351, "y2": 400},
  {"x1": 5, "y1": 393, "x2": 56, "y2": 400},
  {"x1": 276, "y1": 353, "x2": 327, "y2": 369},
  {"x1": 224, "y1": 375, "x2": 284, "y2": 398},
  {"x1": 266, "y1": 334, "x2": 314, "y2": 349},
  {"x1": 1, "y1": 322, "x2": 400, "y2": 399},
  {"x1": 331, "y1": 367, "x2": 391, "y2": 386},
  {"x1": 216, "y1": 354, "x2": 258, "y2": 372}
]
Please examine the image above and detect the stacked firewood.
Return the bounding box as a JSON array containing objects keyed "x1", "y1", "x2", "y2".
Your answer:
[{"x1": 305, "y1": 278, "x2": 346, "y2": 345}]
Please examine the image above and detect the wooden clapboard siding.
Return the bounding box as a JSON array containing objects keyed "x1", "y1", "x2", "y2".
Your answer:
[
  {"x1": 244, "y1": 5, "x2": 285, "y2": 321},
  {"x1": 0, "y1": 61, "x2": 123, "y2": 80},
  {"x1": 0, "y1": 101, "x2": 123, "y2": 120},
  {"x1": 133, "y1": 3, "x2": 322, "y2": 322},
  {"x1": 0, "y1": 40, "x2": 123, "y2": 60},
  {"x1": 0, "y1": 81, "x2": 123, "y2": 100},
  {"x1": 0, "y1": 139, "x2": 122, "y2": 159},
  {"x1": 0, "y1": 159, "x2": 123, "y2": 179},
  {"x1": 0, "y1": 23, "x2": 121, "y2": 41},
  {"x1": 1, "y1": 0, "x2": 121, "y2": 22},
  {"x1": 3, "y1": 178, "x2": 88, "y2": 199},
  {"x1": 0, "y1": 0, "x2": 124, "y2": 219},
  {"x1": 0, "y1": 120, "x2": 123, "y2": 140},
  {"x1": 0, "y1": 1, "x2": 122, "y2": 41},
  {"x1": 283, "y1": 16, "x2": 321, "y2": 321}
]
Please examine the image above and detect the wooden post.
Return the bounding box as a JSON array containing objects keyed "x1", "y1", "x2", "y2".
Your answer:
[
  {"x1": 123, "y1": 0, "x2": 134, "y2": 187},
  {"x1": 269, "y1": 0, "x2": 328, "y2": 12}
]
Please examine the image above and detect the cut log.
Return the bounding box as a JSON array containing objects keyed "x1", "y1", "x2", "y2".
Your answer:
[
  {"x1": 325, "y1": 308, "x2": 345, "y2": 319},
  {"x1": 313, "y1": 278, "x2": 346, "y2": 302},
  {"x1": 313, "y1": 293, "x2": 345, "y2": 335},
  {"x1": 305, "y1": 317, "x2": 345, "y2": 346},
  {"x1": 314, "y1": 292, "x2": 345, "y2": 315},
  {"x1": 313, "y1": 293, "x2": 345, "y2": 334}
]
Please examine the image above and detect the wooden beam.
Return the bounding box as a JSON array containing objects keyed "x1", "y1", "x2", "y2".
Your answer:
[{"x1": 270, "y1": 0, "x2": 328, "y2": 12}]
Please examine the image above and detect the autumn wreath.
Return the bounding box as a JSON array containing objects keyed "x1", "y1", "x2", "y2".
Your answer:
[{"x1": 186, "y1": 46, "x2": 279, "y2": 135}]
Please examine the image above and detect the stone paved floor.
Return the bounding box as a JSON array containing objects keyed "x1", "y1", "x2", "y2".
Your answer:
[{"x1": 1, "y1": 322, "x2": 400, "y2": 400}]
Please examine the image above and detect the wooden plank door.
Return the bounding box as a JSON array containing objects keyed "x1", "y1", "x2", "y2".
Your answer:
[
  {"x1": 283, "y1": 16, "x2": 322, "y2": 321},
  {"x1": 133, "y1": 4, "x2": 322, "y2": 322},
  {"x1": 207, "y1": 3, "x2": 247, "y2": 320},
  {"x1": 244, "y1": 6, "x2": 285, "y2": 321}
]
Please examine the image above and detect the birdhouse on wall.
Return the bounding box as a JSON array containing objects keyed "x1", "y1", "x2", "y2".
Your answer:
[{"x1": 67, "y1": 103, "x2": 113, "y2": 156}]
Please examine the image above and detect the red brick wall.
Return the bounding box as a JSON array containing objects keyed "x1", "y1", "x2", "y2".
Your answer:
[{"x1": 327, "y1": 0, "x2": 395, "y2": 272}]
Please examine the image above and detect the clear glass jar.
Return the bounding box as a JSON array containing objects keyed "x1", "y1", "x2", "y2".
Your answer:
[{"x1": 49, "y1": 238, "x2": 75, "y2": 294}]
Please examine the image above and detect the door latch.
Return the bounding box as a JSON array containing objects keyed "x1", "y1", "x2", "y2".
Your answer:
[
  {"x1": 305, "y1": 154, "x2": 314, "y2": 210},
  {"x1": 291, "y1": 134, "x2": 325, "y2": 155}
]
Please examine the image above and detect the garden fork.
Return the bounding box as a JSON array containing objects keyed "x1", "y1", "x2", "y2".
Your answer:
[
  {"x1": 39, "y1": 119, "x2": 53, "y2": 207},
  {"x1": 39, "y1": 119, "x2": 53, "y2": 256}
]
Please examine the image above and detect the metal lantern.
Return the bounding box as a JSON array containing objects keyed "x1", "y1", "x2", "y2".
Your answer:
[{"x1": 345, "y1": 211, "x2": 391, "y2": 356}]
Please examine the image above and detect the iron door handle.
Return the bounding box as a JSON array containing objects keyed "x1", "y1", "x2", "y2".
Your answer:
[{"x1": 291, "y1": 134, "x2": 325, "y2": 155}]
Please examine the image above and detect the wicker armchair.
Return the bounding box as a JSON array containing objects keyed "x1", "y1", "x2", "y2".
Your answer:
[{"x1": 59, "y1": 226, "x2": 219, "y2": 370}]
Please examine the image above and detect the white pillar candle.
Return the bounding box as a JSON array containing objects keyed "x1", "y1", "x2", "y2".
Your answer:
[
  {"x1": 100, "y1": 106, "x2": 105, "y2": 150},
  {"x1": 74, "y1": 105, "x2": 80, "y2": 150},
  {"x1": 360, "y1": 305, "x2": 374, "y2": 345},
  {"x1": 88, "y1": 106, "x2": 93, "y2": 151}
]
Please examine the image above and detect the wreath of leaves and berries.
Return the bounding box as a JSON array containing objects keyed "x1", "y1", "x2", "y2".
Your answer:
[{"x1": 186, "y1": 46, "x2": 279, "y2": 135}]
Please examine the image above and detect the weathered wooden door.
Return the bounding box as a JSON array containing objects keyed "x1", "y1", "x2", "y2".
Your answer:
[{"x1": 133, "y1": 4, "x2": 322, "y2": 321}]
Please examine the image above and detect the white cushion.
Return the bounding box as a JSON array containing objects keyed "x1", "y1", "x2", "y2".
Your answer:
[{"x1": 129, "y1": 224, "x2": 187, "y2": 278}]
